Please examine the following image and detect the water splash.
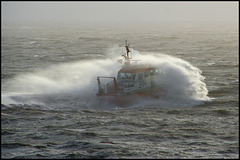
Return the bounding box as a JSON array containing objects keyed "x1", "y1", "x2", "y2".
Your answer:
[{"x1": 2, "y1": 47, "x2": 210, "y2": 110}]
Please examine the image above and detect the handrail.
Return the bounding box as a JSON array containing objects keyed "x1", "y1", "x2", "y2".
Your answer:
[{"x1": 97, "y1": 76, "x2": 117, "y2": 95}]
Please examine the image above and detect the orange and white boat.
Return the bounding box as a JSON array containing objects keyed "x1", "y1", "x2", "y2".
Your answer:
[{"x1": 96, "y1": 40, "x2": 165, "y2": 106}]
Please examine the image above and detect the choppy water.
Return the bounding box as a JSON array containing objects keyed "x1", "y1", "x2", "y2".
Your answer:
[{"x1": 1, "y1": 24, "x2": 239, "y2": 158}]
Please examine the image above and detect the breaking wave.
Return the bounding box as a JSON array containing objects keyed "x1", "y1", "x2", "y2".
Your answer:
[{"x1": 2, "y1": 47, "x2": 210, "y2": 110}]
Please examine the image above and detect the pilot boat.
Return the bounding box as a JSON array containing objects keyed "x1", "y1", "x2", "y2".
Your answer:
[{"x1": 96, "y1": 40, "x2": 164, "y2": 106}]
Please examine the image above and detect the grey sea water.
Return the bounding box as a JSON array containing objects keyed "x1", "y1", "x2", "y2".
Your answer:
[{"x1": 1, "y1": 23, "x2": 239, "y2": 158}]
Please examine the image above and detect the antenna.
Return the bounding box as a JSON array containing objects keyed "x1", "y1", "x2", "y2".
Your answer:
[
  {"x1": 125, "y1": 40, "x2": 130, "y2": 60},
  {"x1": 122, "y1": 40, "x2": 131, "y2": 66}
]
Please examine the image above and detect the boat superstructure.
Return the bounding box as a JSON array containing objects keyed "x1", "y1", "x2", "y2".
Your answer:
[{"x1": 96, "y1": 40, "x2": 164, "y2": 105}]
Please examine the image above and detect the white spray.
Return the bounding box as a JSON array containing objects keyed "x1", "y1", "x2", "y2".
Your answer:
[{"x1": 2, "y1": 47, "x2": 210, "y2": 109}]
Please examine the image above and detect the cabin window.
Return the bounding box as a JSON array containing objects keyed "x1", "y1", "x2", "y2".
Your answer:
[
  {"x1": 144, "y1": 71, "x2": 149, "y2": 78},
  {"x1": 155, "y1": 69, "x2": 160, "y2": 75},
  {"x1": 138, "y1": 72, "x2": 143, "y2": 80},
  {"x1": 132, "y1": 73, "x2": 136, "y2": 80},
  {"x1": 119, "y1": 72, "x2": 136, "y2": 80},
  {"x1": 126, "y1": 73, "x2": 132, "y2": 79},
  {"x1": 150, "y1": 70, "x2": 154, "y2": 76},
  {"x1": 149, "y1": 69, "x2": 162, "y2": 76},
  {"x1": 120, "y1": 73, "x2": 126, "y2": 79}
]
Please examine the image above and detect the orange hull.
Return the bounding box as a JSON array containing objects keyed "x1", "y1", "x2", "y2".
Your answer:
[{"x1": 97, "y1": 89, "x2": 163, "y2": 107}]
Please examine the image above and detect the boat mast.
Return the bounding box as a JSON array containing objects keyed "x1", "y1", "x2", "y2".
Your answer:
[{"x1": 123, "y1": 40, "x2": 131, "y2": 66}]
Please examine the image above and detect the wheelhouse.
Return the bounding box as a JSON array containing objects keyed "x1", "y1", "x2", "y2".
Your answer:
[
  {"x1": 116, "y1": 65, "x2": 163, "y2": 94},
  {"x1": 96, "y1": 40, "x2": 164, "y2": 97}
]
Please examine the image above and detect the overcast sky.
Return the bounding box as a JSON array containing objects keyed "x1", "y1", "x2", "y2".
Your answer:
[{"x1": 1, "y1": 1, "x2": 238, "y2": 26}]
